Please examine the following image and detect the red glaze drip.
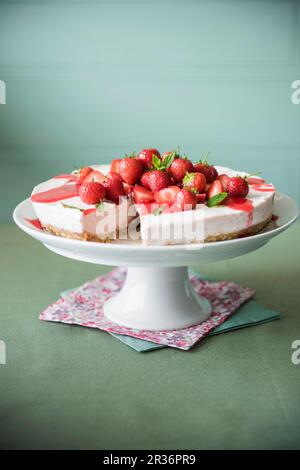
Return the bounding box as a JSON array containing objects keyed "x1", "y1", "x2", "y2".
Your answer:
[
  {"x1": 271, "y1": 214, "x2": 279, "y2": 221},
  {"x1": 31, "y1": 183, "x2": 79, "y2": 203},
  {"x1": 25, "y1": 218, "x2": 43, "y2": 230},
  {"x1": 247, "y1": 177, "x2": 266, "y2": 185},
  {"x1": 251, "y1": 184, "x2": 275, "y2": 192},
  {"x1": 225, "y1": 197, "x2": 254, "y2": 227},
  {"x1": 83, "y1": 208, "x2": 96, "y2": 216},
  {"x1": 53, "y1": 174, "x2": 77, "y2": 182}
]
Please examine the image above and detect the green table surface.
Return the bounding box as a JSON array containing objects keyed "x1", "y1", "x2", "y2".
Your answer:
[{"x1": 0, "y1": 223, "x2": 300, "y2": 450}]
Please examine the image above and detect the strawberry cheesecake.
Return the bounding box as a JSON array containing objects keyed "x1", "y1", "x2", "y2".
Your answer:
[{"x1": 30, "y1": 148, "x2": 275, "y2": 244}]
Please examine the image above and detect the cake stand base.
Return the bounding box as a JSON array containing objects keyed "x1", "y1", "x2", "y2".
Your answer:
[{"x1": 103, "y1": 266, "x2": 212, "y2": 330}]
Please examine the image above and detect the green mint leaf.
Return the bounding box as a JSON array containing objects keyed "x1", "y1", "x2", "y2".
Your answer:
[
  {"x1": 96, "y1": 201, "x2": 104, "y2": 211},
  {"x1": 61, "y1": 203, "x2": 84, "y2": 212},
  {"x1": 153, "y1": 206, "x2": 165, "y2": 216},
  {"x1": 207, "y1": 192, "x2": 228, "y2": 207},
  {"x1": 183, "y1": 172, "x2": 194, "y2": 185},
  {"x1": 162, "y1": 153, "x2": 175, "y2": 169},
  {"x1": 152, "y1": 154, "x2": 162, "y2": 170}
]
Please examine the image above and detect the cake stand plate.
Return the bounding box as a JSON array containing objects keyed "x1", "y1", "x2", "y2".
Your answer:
[{"x1": 13, "y1": 193, "x2": 299, "y2": 330}]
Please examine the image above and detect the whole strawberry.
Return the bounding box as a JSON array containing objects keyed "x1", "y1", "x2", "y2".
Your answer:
[
  {"x1": 146, "y1": 153, "x2": 174, "y2": 191},
  {"x1": 148, "y1": 170, "x2": 171, "y2": 192},
  {"x1": 161, "y1": 148, "x2": 180, "y2": 162},
  {"x1": 104, "y1": 173, "x2": 125, "y2": 202},
  {"x1": 137, "y1": 148, "x2": 161, "y2": 169},
  {"x1": 170, "y1": 158, "x2": 194, "y2": 182},
  {"x1": 79, "y1": 181, "x2": 105, "y2": 204},
  {"x1": 193, "y1": 162, "x2": 211, "y2": 182},
  {"x1": 183, "y1": 172, "x2": 206, "y2": 193},
  {"x1": 193, "y1": 152, "x2": 218, "y2": 183},
  {"x1": 119, "y1": 157, "x2": 144, "y2": 185},
  {"x1": 173, "y1": 189, "x2": 197, "y2": 211},
  {"x1": 227, "y1": 176, "x2": 249, "y2": 198}
]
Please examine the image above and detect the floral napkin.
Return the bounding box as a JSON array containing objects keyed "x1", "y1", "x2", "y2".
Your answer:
[{"x1": 39, "y1": 268, "x2": 279, "y2": 351}]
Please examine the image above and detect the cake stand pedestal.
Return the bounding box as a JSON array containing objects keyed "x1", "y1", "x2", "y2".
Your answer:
[
  {"x1": 103, "y1": 266, "x2": 211, "y2": 330},
  {"x1": 13, "y1": 193, "x2": 299, "y2": 331}
]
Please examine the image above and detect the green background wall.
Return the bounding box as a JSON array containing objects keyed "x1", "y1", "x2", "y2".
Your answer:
[{"x1": 0, "y1": 0, "x2": 299, "y2": 222}]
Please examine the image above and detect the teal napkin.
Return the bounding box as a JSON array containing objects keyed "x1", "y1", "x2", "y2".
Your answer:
[
  {"x1": 60, "y1": 272, "x2": 280, "y2": 352},
  {"x1": 109, "y1": 299, "x2": 280, "y2": 351}
]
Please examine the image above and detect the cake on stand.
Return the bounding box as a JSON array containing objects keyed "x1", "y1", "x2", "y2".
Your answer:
[{"x1": 13, "y1": 192, "x2": 298, "y2": 331}]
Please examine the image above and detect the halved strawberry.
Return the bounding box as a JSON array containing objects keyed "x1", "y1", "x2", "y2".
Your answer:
[
  {"x1": 218, "y1": 174, "x2": 230, "y2": 191},
  {"x1": 154, "y1": 186, "x2": 180, "y2": 205},
  {"x1": 77, "y1": 167, "x2": 93, "y2": 184},
  {"x1": 196, "y1": 193, "x2": 206, "y2": 203},
  {"x1": 108, "y1": 171, "x2": 123, "y2": 182},
  {"x1": 104, "y1": 173, "x2": 125, "y2": 202},
  {"x1": 133, "y1": 185, "x2": 155, "y2": 203},
  {"x1": 207, "y1": 180, "x2": 223, "y2": 199},
  {"x1": 111, "y1": 159, "x2": 122, "y2": 173},
  {"x1": 82, "y1": 170, "x2": 106, "y2": 184},
  {"x1": 123, "y1": 183, "x2": 134, "y2": 196},
  {"x1": 173, "y1": 189, "x2": 197, "y2": 211}
]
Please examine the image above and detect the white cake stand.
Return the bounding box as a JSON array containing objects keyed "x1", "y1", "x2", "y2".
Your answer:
[{"x1": 13, "y1": 193, "x2": 298, "y2": 330}]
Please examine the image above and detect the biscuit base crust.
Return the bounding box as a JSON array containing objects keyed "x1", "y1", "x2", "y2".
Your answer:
[{"x1": 42, "y1": 216, "x2": 272, "y2": 244}]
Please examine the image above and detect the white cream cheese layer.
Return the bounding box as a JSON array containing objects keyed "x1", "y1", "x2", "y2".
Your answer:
[
  {"x1": 138, "y1": 167, "x2": 275, "y2": 245},
  {"x1": 31, "y1": 164, "x2": 131, "y2": 239},
  {"x1": 31, "y1": 165, "x2": 274, "y2": 244}
]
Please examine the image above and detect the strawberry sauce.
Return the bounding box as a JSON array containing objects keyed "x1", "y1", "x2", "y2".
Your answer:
[
  {"x1": 225, "y1": 197, "x2": 254, "y2": 226},
  {"x1": 247, "y1": 177, "x2": 266, "y2": 185},
  {"x1": 31, "y1": 183, "x2": 79, "y2": 203},
  {"x1": 83, "y1": 208, "x2": 96, "y2": 216},
  {"x1": 25, "y1": 218, "x2": 43, "y2": 229},
  {"x1": 53, "y1": 174, "x2": 78, "y2": 182},
  {"x1": 251, "y1": 184, "x2": 275, "y2": 192}
]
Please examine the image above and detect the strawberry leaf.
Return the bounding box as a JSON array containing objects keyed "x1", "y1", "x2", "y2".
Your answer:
[
  {"x1": 207, "y1": 192, "x2": 228, "y2": 207},
  {"x1": 195, "y1": 151, "x2": 210, "y2": 165}
]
